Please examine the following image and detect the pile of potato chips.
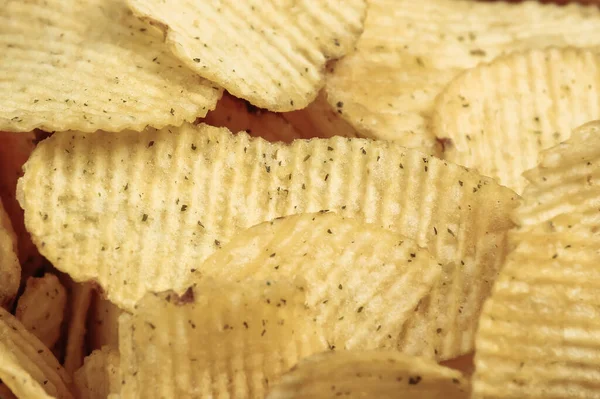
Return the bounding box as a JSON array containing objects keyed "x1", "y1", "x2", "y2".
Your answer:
[{"x1": 2, "y1": 0, "x2": 600, "y2": 397}]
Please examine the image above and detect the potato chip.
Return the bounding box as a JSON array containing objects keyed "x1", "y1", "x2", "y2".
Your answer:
[
  {"x1": 64, "y1": 282, "x2": 95, "y2": 374},
  {"x1": 119, "y1": 280, "x2": 327, "y2": 398},
  {"x1": 513, "y1": 120, "x2": 600, "y2": 230},
  {"x1": 198, "y1": 212, "x2": 442, "y2": 351},
  {"x1": 441, "y1": 353, "x2": 475, "y2": 377},
  {"x1": 19, "y1": 123, "x2": 517, "y2": 359},
  {"x1": 281, "y1": 91, "x2": 360, "y2": 140},
  {"x1": 88, "y1": 294, "x2": 121, "y2": 351},
  {"x1": 74, "y1": 347, "x2": 120, "y2": 399},
  {"x1": 202, "y1": 93, "x2": 307, "y2": 143},
  {"x1": 0, "y1": 382, "x2": 16, "y2": 399},
  {"x1": 126, "y1": 0, "x2": 367, "y2": 112},
  {"x1": 266, "y1": 350, "x2": 470, "y2": 399},
  {"x1": 325, "y1": 0, "x2": 600, "y2": 151},
  {"x1": 0, "y1": 307, "x2": 73, "y2": 399},
  {"x1": 0, "y1": 200, "x2": 19, "y2": 309},
  {"x1": 15, "y1": 274, "x2": 67, "y2": 350},
  {"x1": 0, "y1": 0, "x2": 221, "y2": 133},
  {"x1": 0, "y1": 131, "x2": 41, "y2": 278},
  {"x1": 433, "y1": 47, "x2": 600, "y2": 194},
  {"x1": 473, "y1": 231, "x2": 600, "y2": 398}
]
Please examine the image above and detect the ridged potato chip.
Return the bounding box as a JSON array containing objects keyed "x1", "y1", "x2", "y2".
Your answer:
[
  {"x1": 197, "y1": 212, "x2": 442, "y2": 351},
  {"x1": 119, "y1": 280, "x2": 327, "y2": 398},
  {"x1": 19, "y1": 123, "x2": 517, "y2": 359},
  {"x1": 74, "y1": 346, "x2": 120, "y2": 399},
  {"x1": 433, "y1": 47, "x2": 600, "y2": 194},
  {"x1": 326, "y1": 0, "x2": 600, "y2": 151},
  {"x1": 64, "y1": 282, "x2": 95, "y2": 374},
  {"x1": 0, "y1": 307, "x2": 73, "y2": 399},
  {"x1": 0, "y1": 0, "x2": 221, "y2": 133},
  {"x1": 473, "y1": 231, "x2": 600, "y2": 398},
  {"x1": 0, "y1": 200, "x2": 19, "y2": 309},
  {"x1": 16, "y1": 274, "x2": 67, "y2": 350},
  {"x1": 88, "y1": 294, "x2": 121, "y2": 351},
  {"x1": 203, "y1": 93, "x2": 307, "y2": 143},
  {"x1": 126, "y1": 0, "x2": 367, "y2": 111},
  {"x1": 266, "y1": 350, "x2": 470, "y2": 399},
  {"x1": 0, "y1": 131, "x2": 41, "y2": 278},
  {"x1": 513, "y1": 120, "x2": 600, "y2": 230}
]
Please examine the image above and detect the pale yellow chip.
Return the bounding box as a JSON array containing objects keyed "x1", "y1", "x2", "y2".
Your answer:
[
  {"x1": 119, "y1": 280, "x2": 327, "y2": 398},
  {"x1": 74, "y1": 346, "x2": 120, "y2": 399},
  {"x1": 64, "y1": 282, "x2": 95, "y2": 375},
  {"x1": 18, "y1": 123, "x2": 517, "y2": 359},
  {"x1": 281, "y1": 91, "x2": 360, "y2": 140},
  {"x1": 433, "y1": 47, "x2": 600, "y2": 194},
  {"x1": 0, "y1": 0, "x2": 221, "y2": 133},
  {"x1": 473, "y1": 231, "x2": 600, "y2": 398},
  {"x1": 202, "y1": 93, "x2": 307, "y2": 143},
  {"x1": 197, "y1": 212, "x2": 442, "y2": 351},
  {"x1": 0, "y1": 200, "x2": 19, "y2": 309},
  {"x1": 513, "y1": 120, "x2": 600, "y2": 230},
  {"x1": 0, "y1": 307, "x2": 73, "y2": 399},
  {"x1": 0, "y1": 131, "x2": 41, "y2": 278},
  {"x1": 15, "y1": 274, "x2": 67, "y2": 350},
  {"x1": 88, "y1": 294, "x2": 122, "y2": 352},
  {"x1": 126, "y1": 0, "x2": 367, "y2": 112},
  {"x1": 266, "y1": 350, "x2": 470, "y2": 399},
  {"x1": 326, "y1": 0, "x2": 600, "y2": 152}
]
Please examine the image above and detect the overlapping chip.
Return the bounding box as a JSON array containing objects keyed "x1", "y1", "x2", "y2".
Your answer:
[
  {"x1": 0, "y1": 200, "x2": 19, "y2": 309},
  {"x1": 433, "y1": 47, "x2": 600, "y2": 193},
  {"x1": 18, "y1": 123, "x2": 517, "y2": 359},
  {"x1": 325, "y1": 0, "x2": 600, "y2": 151},
  {"x1": 15, "y1": 274, "x2": 67, "y2": 350},
  {"x1": 266, "y1": 350, "x2": 470, "y2": 399},
  {"x1": 197, "y1": 212, "x2": 442, "y2": 351},
  {"x1": 88, "y1": 294, "x2": 121, "y2": 351},
  {"x1": 119, "y1": 280, "x2": 327, "y2": 398},
  {"x1": 64, "y1": 282, "x2": 95, "y2": 374},
  {"x1": 126, "y1": 0, "x2": 367, "y2": 111},
  {"x1": 0, "y1": 0, "x2": 221, "y2": 133},
  {"x1": 0, "y1": 307, "x2": 73, "y2": 399},
  {"x1": 74, "y1": 346, "x2": 120, "y2": 399}
]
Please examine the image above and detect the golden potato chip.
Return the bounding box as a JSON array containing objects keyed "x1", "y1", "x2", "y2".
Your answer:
[
  {"x1": 119, "y1": 280, "x2": 327, "y2": 398},
  {"x1": 126, "y1": 0, "x2": 367, "y2": 112},
  {"x1": 74, "y1": 347, "x2": 120, "y2": 399},
  {"x1": 0, "y1": 131, "x2": 41, "y2": 278},
  {"x1": 88, "y1": 294, "x2": 121, "y2": 351},
  {"x1": 0, "y1": 200, "x2": 19, "y2": 309},
  {"x1": 64, "y1": 282, "x2": 95, "y2": 374},
  {"x1": 198, "y1": 212, "x2": 442, "y2": 351},
  {"x1": 513, "y1": 120, "x2": 600, "y2": 230},
  {"x1": 15, "y1": 274, "x2": 67, "y2": 350},
  {"x1": 281, "y1": 91, "x2": 360, "y2": 140},
  {"x1": 266, "y1": 350, "x2": 470, "y2": 399},
  {"x1": 326, "y1": 0, "x2": 600, "y2": 151},
  {"x1": 19, "y1": 123, "x2": 517, "y2": 359},
  {"x1": 202, "y1": 93, "x2": 307, "y2": 143},
  {"x1": 433, "y1": 47, "x2": 600, "y2": 194},
  {"x1": 473, "y1": 231, "x2": 600, "y2": 398},
  {"x1": 0, "y1": 0, "x2": 221, "y2": 133},
  {"x1": 0, "y1": 307, "x2": 73, "y2": 399}
]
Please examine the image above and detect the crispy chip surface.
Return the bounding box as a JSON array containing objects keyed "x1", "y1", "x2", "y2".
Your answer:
[
  {"x1": 0, "y1": 308, "x2": 73, "y2": 399},
  {"x1": 64, "y1": 282, "x2": 95, "y2": 374},
  {"x1": 88, "y1": 294, "x2": 121, "y2": 351},
  {"x1": 74, "y1": 346, "x2": 120, "y2": 399},
  {"x1": 19, "y1": 123, "x2": 517, "y2": 359},
  {"x1": 198, "y1": 212, "x2": 442, "y2": 351},
  {"x1": 473, "y1": 231, "x2": 600, "y2": 398},
  {"x1": 326, "y1": 0, "x2": 600, "y2": 151},
  {"x1": 16, "y1": 274, "x2": 67, "y2": 350},
  {"x1": 119, "y1": 280, "x2": 327, "y2": 398},
  {"x1": 433, "y1": 48, "x2": 600, "y2": 193},
  {"x1": 0, "y1": 0, "x2": 221, "y2": 133},
  {"x1": 0, "y1": 200, "x2": 19, "y2": 309},
  {"x1": 126, "y1": 0, "x2": 367, "y2": 112},
  {"x1": 266, "y1": 350, "x2": 470, "y2": 399}
]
